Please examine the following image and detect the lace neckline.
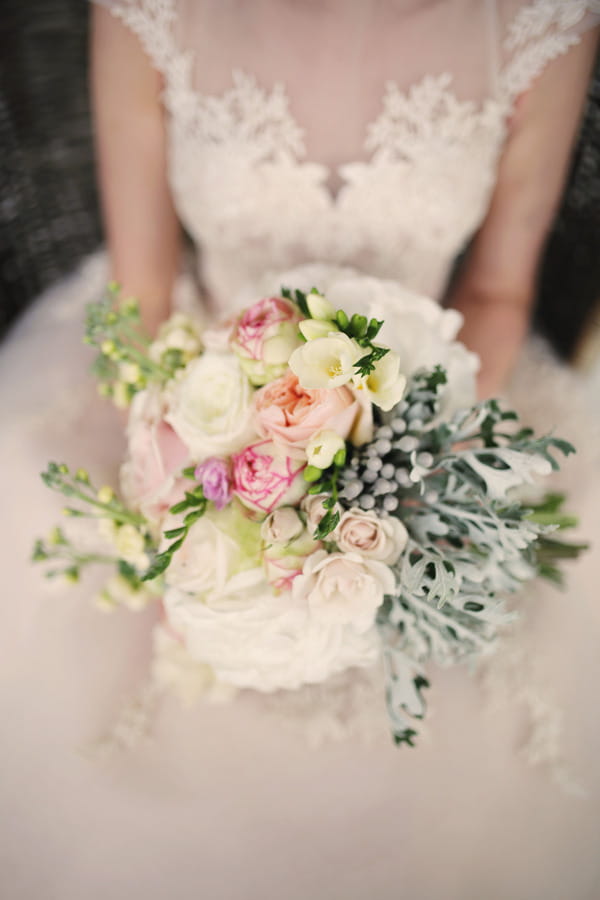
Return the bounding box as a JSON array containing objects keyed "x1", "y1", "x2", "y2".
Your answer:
[
  {"x1": 109, "y1": 0, "x2": 598, "y2": 205},
  {"x1": 168, "y1": 68, "x2": 507, "y2": 206}
]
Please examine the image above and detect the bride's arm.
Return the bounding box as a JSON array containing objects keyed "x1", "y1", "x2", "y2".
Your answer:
[
  {"x1": 90, "y1": 5, "x2": 180, "y2": 335},
  {"x1": 447, "y1": 30, "x2": 598, "y2": 399}
]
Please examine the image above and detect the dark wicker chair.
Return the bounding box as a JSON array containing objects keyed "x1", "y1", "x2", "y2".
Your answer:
[{"x1": 1, "y1": 1, "x2": 598, "y2": 357}]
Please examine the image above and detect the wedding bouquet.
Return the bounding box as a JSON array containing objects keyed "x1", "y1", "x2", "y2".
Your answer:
[{"x1": 34, "y1": 272, "x2": 585, "y2": 745}]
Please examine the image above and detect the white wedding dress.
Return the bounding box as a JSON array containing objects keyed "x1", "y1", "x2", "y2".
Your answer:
[{"x1": 2, "y1": 2, "x2": 600, "y2": 898}]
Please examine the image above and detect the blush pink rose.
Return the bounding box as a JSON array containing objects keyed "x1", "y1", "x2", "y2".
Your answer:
[
  {"x1": 120, "y1": 388, "x2": 189, "y2": 524},
  {"x1": 230, "y1": 297, "x2": 302, "y2": 386},
  {"x1": 253, "y1": 371, "x2": 360, "y2": 458},
  {"x1": 231, "y1": 439, "x2": 307, "y2": 515}
]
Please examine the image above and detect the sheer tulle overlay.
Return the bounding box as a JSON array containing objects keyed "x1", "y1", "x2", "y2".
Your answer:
[{"x1": 2, "y1": 2, "x2": 600, "y2": 898}]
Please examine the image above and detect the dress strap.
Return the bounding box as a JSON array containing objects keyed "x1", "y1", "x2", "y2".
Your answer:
[{"x1": 498, "y1": 0, "x2": 600, "y2": 104}]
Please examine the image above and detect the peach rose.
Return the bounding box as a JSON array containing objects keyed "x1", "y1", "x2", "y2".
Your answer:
[{"x1": 253, "y1": 371, "x2": 363, "y2": 458}]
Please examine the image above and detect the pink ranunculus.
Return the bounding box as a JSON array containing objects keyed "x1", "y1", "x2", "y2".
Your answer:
[
  {"x1": 230, "y1": 297, "x2": 302, "y2": 386},
  {"x1": 194, "y1": 457, "x2": 232, "y2": 510},
  {"x1": 253, "y1": 371, "x2": 360, "y2": 458},
  {"x1": 231, "y1": 439, "x2": 307, "y2": 515},
  {"x1": 120, "y1": 387, "x2": 189, "y2": 525}
]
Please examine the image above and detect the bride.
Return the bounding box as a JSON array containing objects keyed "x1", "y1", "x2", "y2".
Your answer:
[{"x1": 2, "y1": 2, "x2": 600, "y2": 898}]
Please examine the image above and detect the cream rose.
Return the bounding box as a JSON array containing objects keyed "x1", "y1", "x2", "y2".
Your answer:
[
  {"x1": 301, "y1": 493, "x2": 342, "y2": 537},
  {"x1": 335, "y1": 508, "x2": 408, "y2": 564},
  {"x1": 165, "y1": 353, "x2": 256, "y2": 460},
  {"x1": 261, "y1": 507, "x2": 304, "y2": 544},
  {"x1": 293, "y1": 549, "x2": 395, "y2": 633}
]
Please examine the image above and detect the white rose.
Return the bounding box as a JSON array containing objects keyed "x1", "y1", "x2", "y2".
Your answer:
[
  {"x1": 163, "y1": 516, "x2": 240, "y2": 595},
  {"x1": 336, "y1": 509, "x2": 408, "y2": 564},
  {"x1": 163, "y1": 575, "x2": 380, "y2": 692},
  {"x1": 163, "y1": 504, "x2": 263, "y2": 595},
  {"x1": 289, "y1": 333, "x2": 361, "y2": 389},
  {"x1": 293, "y1": 549, "x2": 395, "y2": 633},
  {"x1": 305, "y1": 429, "x2": 346, "y2": 469},
  {"x1": 261, "y1": 507, "x2": 304, "y2": 544},
  {"x1": 166, "y1": 353, "x2": 256, "y2": 460}
]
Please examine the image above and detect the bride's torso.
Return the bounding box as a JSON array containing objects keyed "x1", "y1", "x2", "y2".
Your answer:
[{"x1": 101, "y1": 0, "x2": 599, "y2": 307}]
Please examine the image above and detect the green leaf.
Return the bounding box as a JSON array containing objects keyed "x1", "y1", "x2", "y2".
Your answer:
[{"x1": 163, "y1": 526, "x2": 187, "y2": 539}]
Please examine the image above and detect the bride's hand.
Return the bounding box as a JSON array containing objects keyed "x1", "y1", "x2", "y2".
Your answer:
[{"x1": 446, "y1": 28, "x2": 598, "y2": 400}]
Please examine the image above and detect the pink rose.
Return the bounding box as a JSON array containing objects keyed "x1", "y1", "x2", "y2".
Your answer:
[
  {"x1": 253, "y1": 371, "x2": 360, "y2": 458},
  {"x1": 231, "y1": 439, "x2": 307, "y2": 515},
  {"x1": 120, "y1": 387, "x2": 189, "y2": 524},
  {"x1": 230, "y1": 297, "x2": 302, "y2": 386}
]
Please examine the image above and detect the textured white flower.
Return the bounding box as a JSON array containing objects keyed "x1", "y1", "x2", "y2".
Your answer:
[
  {"x1": 289, "y1": 333, "x2": 362, "y2": 389},
  {"x1": 166, "y1": 353, "x2": 256, "y2": 460},
  {"x1": 293, "y1": 549, "x2": 395, "y2": 633},
  {"x1": 352, "y1": 350, "x2": 406, "y2": 411},
  {"x1": 305, "y1": 429, "x2": 346, "y2": 469},
  {"x1": 162, "y1": 575, "x2": 380, "y2": 692},
  {"x1": 336, "y1": 509, "x2": 408, "y2": 564}
]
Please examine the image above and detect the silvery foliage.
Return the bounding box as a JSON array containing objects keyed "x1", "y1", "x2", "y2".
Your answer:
[{"x1": 339, "y1": 367, "x2": 574, "y2": 746}]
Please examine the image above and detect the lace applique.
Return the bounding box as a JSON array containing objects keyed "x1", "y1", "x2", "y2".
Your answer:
[
  {"x1": 176, "y1": 70, "x2": 305, "y2": 164},
  {"x1": 501, "y1": 0, "x2": 600, "y2": 101},
  {"x1": 366, "y1": 73, "x2": 504, "y2": 162}
]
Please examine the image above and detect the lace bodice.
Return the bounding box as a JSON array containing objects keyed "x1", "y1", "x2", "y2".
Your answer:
[{"x1": 93, "y1": 0, "x2": 600, "y2": 310}]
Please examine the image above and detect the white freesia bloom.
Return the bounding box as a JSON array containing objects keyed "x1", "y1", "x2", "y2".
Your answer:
[
  {"x1": 166, "y1": 353, "x2": 256, "y2": 460},
  {"x1": 352, "y1": 350, "x2": 407, "y2": 411},
  {"x1": 289, "y1": 333, "x2": 361, "y2": 389},
  {"x1": 299, "y1": 319, "x2": 338, "y2": 341},
  {"x1": 293, "y1": 549, "x2": 395, "y2": 633},
  {"x1": 336, "y1": 509, "x2": 408, "y2": 564},
  {"x1": 162, "y1": 575, "x2": 380, "y2": 692},
  {"x1": 305, "y1": 429, "x2": 346, "y2": 469},
  {"x1": 306, "y1": 291, "x2": 336, "y2": 320},
  {"x1": 261, "y1": 507, "x2": 305, "y2": 545}
]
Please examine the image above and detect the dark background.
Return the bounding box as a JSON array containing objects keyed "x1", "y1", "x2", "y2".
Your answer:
[{"x1": 1, "y1": 0, "x2": 599, "y2": 355}]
